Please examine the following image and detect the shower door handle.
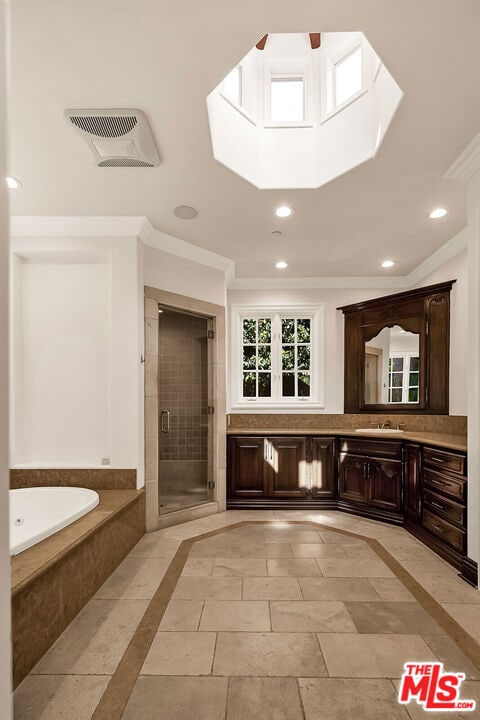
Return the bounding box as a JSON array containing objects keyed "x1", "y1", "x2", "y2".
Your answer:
[{"x1": 160, "y1": 410, "x2": 170, "y2": 433}]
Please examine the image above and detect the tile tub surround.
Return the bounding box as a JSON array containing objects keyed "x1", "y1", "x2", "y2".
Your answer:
[
  {"x1": 11, "y1": 489, "x2": 145, "y2": 687},
  {"x1": 14, "y1": 513, "x2": 480, "y2": 720},
  {"x1": 10, "y1": 468, "x2": 137, "y2": 490}
]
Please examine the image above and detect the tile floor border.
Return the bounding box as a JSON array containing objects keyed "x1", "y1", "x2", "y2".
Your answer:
[{"x1": 90, "y1": 519, "x2": 480, "y2": 719}]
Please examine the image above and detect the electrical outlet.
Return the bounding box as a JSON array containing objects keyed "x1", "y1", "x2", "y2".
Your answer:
[{"x1": 101, "y1": 457, "x2": 111, "y2": 466}]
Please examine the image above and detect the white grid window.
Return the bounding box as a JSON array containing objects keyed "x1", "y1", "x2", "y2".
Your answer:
[{"x1": 388, "y1": 353, "x2": 419, "y2": 404}]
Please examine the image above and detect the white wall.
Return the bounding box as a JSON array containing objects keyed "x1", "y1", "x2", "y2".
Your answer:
[
  {"x1": 144, "y1": 245, "x2": 226, "y2": 307},
  {"x1": 414, "y1": 248, "x2": 467, "y2": 416},
  {"x1": 0, "y1": 1, "x2": 12, "y2": 715},
  {"x1": 10, "y1": 235, "x2": 144, "y2": 486}
]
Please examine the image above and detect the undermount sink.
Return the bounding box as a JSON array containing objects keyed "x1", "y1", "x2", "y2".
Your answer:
[{"x1": 355, "y1": 428, "x2": 404, "y2": 434}]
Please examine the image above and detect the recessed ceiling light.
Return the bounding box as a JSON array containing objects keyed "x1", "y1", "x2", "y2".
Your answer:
[
  {"x1": 276, "y1": 260, "x2": 288, "y2": 269},
  {"x1": 429, "y1": 208, "x2": 447, "y2": 219},
  {"x1": 381, "y1": 259, "x2": 395, "y2": 268},
  {"x1": 173, "y1": 205, "x2": 198, "y2": 220},
  {"x1": 275, "y1": 206, "x2": 292, "y2": 218},
  {"x1": 6, "y1": 176, "x2": 21, "y2": 189}
]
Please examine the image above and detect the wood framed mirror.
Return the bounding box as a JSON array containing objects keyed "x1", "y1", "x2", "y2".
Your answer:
[{"x1": 338, "y1": 280, "x2": 455, "y2": 414}]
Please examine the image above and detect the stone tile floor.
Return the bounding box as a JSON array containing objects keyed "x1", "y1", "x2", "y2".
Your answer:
[{"x1": 13, "y1": 510, "x2": 480, "y2": 719}]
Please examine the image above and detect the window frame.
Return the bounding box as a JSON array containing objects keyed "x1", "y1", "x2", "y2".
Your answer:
[
  {"x1": 263, "y1": 57, "x2": 314, "y2": 128},
  {"x1": 220, "y1": 64, "x2": 243, "y2": 110},
  {"x1": 388, "y1": 352, "x2": 420, "y2": 405},
  {"x1": 320, "y1": 34, "x2": 369, "y2": 122},
  {"x1": 230, "y1": 304, "x2": 325, "y2": 411}
]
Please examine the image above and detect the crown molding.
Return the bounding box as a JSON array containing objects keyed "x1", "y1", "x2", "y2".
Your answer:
[
  {"x1": 10, "y1": 215, "x2": 145, "y2": 237},
  {"x1": 405, "y1": 227, "x2": 468, "y2": 286},
  {"x1": 445, "y1": 131, "x2": 480, "y2": 183},
  {"x1": 228, "y1": 275, "x2": 409, "y2": 290}
]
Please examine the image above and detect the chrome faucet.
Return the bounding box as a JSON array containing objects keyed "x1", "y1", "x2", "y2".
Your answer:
[{"x1": 380, "y1": 421, "x2": 390, "y2": 429}]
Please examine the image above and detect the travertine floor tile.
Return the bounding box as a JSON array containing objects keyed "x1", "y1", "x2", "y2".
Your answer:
[
  {"x1": 318, "y1": 633, "x2": 437, "y2": 677},
  {"x1": 94, "y1": 557, "x2": 170, "y2": 600},
  {"x1": 159, "y1": 600, "x2": 204, "y2": 631},
  {"x1": 263, "y1": 528, "x2": 323, "y2": 544},
  {"x1": 213, "y1": 632, "x2": 327, "y2": 677},
  {"x1": 442, "y1": 604, "x2": 480, "y2": 642},
  {"x1": 317, "y1": 558, "x2": 394, "y2": 578},
  {"x1": 424, "y1": 634, "x2": 480, "y2": 679},
  {"x1": 227, "y1": 677, "x2": 304, "y2": 720},
  {"x1": 270, "y1": 601, "x2": 357, "y2": 633},
  {"x1": 291, "y1": 543, "x2": 347, "y2": 559},
  {"x1": 31, "y1": 599, "x2": 149, "y2": 675},
  {"x1": 122, "y1": 676, "x2": 228, "y2": 720},
  {"x1": 345, "y1": 601, "x2": 445, "y2": 635},
  {"x1": 267, "y1": 559, "x2": 322, "y2": 577},
  {"x1": 211, "y1": 558, "x2": 268, "y2": 576},
  {"x1": 342, "y1": 544, "x2": 380, "y2": 559},
  {"x1": 172, "y1": 576, "x2": 242, "y2": 600},
  {"x1": 401, "y1": 563, "x2": 480, "y2": 604},
  {"x1": 128, "y1": 534, "x2": 181, "y2": 559},
  {"x1": 392, "y1": 679, "x2": 480, "y2": 720},
  {"x1": 243, "y1": 577, "x2": 302, "y2": 600},
  {"x1": 299, "y1": 677, "x2": 409, "y2": 720},
  {"x1": 190, "y1": 539, "x2": 293, "y2": 559},
  {"x1": 141, "y1": 631, "x2": 216, "y2": 675},
  {"x1": 318, "y1": 531, "x2": 365, "y2": 544},
  {"x1": 368, "y1": 578, "x2": 416, "y2": 602},
  {"x1": 299, "y1": 577, "x2": 381, "y2": 601},
  {"x1": 199, "y1": 601, "x2": 271, "y2": 631},
  {"x1": 181, "y1": 558, "x2": 214, "y2": 576},
  {"x1": 13, "y1": 675, "x2": 110, "y2": 720}
]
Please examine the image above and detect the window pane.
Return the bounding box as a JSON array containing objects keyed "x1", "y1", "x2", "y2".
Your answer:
[
  {"x1": 408, "y1": 388, "x2": 419, "y2": 403},
  {"x1": 335, "y1": 46, "x2": 362, "y2": 107},
  {"x1": 391, "y1": 357, "x2": 404, "y2": 372},
  {"x1": 223, "y1": 66, "x2": 241, "y2": 106},
  {"x1": 391, "y1": 373, "x2": 403, "y2": 388},
  {"x1": 258, "y1": 318, "x2": 271, "y2": 343},
  {"x1": 391, "y1": 388, "x2": 402, "y2": 403},
  {"x1": 282, "y1": 346, "x2": 295, "y2": 370},
  {"x1": 409, "y1": 372, "x2": 419, "y2": 386},
  {"x1": 298, "y1": 373, "x2": 310, "y2": 397},
  {"x1": 297, "y1": 345, "x2": 310, "y2": 370},
  {"x1": 271, "y1": 78, "x2": 304, "y2": 122},
  {"x1": 282, "y1": 318, "x2": 295, "y2": 343},
  {"x1": 297, "y1": 319, "x2": 310, "y2": 342},
  {"x1": 410, "y1": 357, "x2": 419, "y2": 372},
  {"x1": 258, "y1": 373, "x2": 271, "y2": 397},
  {"x1": 243, "y1": 318, "x2": 256, "y2": 344},
  {"x1": 258, "y1": 346, "x2": 271, "y2": 370},
  {"x1": 243, "y1": 346, "x2": 256, "y2": 370},
  {"x1": 243, "y1": 372, "x2": 256, "y2": 397},
  {"x1": 282, "y1": 373, "x2": 295, "y2": 396}
]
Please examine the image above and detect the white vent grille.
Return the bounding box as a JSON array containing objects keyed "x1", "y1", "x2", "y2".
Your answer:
[
  {"x1": 65, "y1": 108, "x2": 160, "y2": 167},
  {"x1": 70, "y1": 115, "x2": 138, "y2": 138}
]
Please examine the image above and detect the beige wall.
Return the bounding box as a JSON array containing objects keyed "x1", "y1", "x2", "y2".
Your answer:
[{"x1": 0, "y1": 1, "x2": 12, "y2": 715}]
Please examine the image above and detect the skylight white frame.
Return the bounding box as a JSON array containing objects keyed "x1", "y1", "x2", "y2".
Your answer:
[
  {"x1": 263, "y1": 57, "x2": 314, "y2": 128},
  {"x1": 229, "y1": 304, "x2": 325, "y2": 411},
  {"x1": 220, "y1": 64, "x2": 243, "y2": 110},
  {"x1": 320, "y1": 33, "x2": 370, "y2": 122}
]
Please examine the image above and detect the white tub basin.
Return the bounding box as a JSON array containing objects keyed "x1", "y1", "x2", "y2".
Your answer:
[{"x1": 355, "y1": 428, "x2": 404, "y2": 434}]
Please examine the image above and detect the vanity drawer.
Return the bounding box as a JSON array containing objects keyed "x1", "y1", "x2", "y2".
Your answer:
[
  {"x1": 422, "y1": 509, "x2": 466, "y2": 553},
  {"x1": 338, "y1": 438, "x2": 402, "y2": 459},
  {"x1": 423, "y1": 447, "x2": 466, "y2": 476},
  {"x1": 423, "y1": 489, "x2": 465, "y2": 527},
  {"x1": 423, "y1": 467, "x2": 465, "y2": 502}
]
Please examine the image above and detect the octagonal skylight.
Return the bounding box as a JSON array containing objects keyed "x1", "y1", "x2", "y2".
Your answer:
[{"x1": 207, "y1": 32, "x2": 402, "y2": 189}]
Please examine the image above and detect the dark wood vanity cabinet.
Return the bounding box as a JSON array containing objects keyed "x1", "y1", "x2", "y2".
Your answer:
[
  {"x1": 404, "y1": 443, "x2": 421, "y2": 521},
  {"x1": 338, "y1": 438, "x2": 402, "y2": 521},
  {"x1": 227, "y1": 435, "x2": 334, "y2": 506}
]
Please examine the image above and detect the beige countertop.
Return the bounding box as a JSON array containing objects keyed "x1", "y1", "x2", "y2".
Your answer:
[{"x1": 226, "y1": 428, "x2": 467, "y2": 452}]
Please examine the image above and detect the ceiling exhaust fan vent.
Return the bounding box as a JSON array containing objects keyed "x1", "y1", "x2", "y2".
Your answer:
[
  {"x1": 65, "y1": 108, "x2": 160, "y2": 167},
  {"x1": 70, "y1": 115, "x2": 138, "y2": 138}
]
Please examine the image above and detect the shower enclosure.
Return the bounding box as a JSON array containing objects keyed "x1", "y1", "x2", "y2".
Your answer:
[{"x1": 157, "y1": 306, "x2": 213, "y2": 513}]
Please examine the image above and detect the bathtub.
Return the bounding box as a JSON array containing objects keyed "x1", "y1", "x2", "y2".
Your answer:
[{"x1": 9, "y1": 487, "x2": 100, "y2": 556}]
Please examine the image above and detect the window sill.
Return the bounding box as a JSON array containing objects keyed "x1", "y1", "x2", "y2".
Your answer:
[{"x1": 230, "y1": 402, "x2": 325, "y2": 413}]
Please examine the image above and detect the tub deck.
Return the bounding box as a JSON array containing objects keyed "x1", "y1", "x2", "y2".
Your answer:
[{"x1": 11, "y1": 488, "x2": 145, "y2": 687}]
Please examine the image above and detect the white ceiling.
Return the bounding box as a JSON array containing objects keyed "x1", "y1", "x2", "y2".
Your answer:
[{"x1": 8, "y1": 0, "x2": 480, "y2": 279}]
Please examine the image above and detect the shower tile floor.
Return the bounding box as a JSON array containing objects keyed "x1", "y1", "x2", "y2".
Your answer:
[
  {"x1": 13, "y1": 511, "x2": 480, "y2": 719},
  {"x1": 159, "y1": 492, "x2": 210, "y2": 513}
]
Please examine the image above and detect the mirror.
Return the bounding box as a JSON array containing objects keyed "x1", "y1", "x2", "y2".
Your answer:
[{"x1": 364, "y1": 325, "x2": 420, "y2": 405}]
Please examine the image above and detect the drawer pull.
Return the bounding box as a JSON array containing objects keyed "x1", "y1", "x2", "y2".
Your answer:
[
  {"x1": 431, "y1": 478, "x2": 448, "y2": 486},
  {"x1": 431, "y1": 500, "x2": 448, "y2": 511},
  {"x1": 430, "y1": 456, "x2": 446, "y2": 463},
  {"x1": 430, "y1": 523, "x2": 447, "y2": 534}
]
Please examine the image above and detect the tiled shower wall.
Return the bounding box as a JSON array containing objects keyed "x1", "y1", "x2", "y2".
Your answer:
[{"x1": 158, "y1": 310, "x2": 208, "y2": 462}]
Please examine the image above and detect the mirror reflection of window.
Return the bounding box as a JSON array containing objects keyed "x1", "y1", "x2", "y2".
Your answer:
[{"x1": 365, "y1": 325, "x2": 419, "y2": 405}]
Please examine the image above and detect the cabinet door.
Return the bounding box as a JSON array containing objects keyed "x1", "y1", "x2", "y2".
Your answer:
[
  {"x1": 368, "y1": 457, "x2": 402, "y2": 512},
  {"x1": 228, "y1": 437, "x2": 267, "y2": 497},
  {"x1": 404, "y1": 443, "x2": 421, "y2": 521},
  {"x1": 338, "y1": 453, "x2": 369, "y2": 504},
  {"x1": 268, "y1": 437, "x2": 307, "y2": 497},
  {"x1": 311, "y1": 438, "x2": 335, "y2": 498}
]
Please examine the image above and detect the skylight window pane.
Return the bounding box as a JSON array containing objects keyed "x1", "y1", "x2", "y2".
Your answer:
[
  {"x1": 223, "y1": 66, "x2": 242, "y2": 106},
  {"x1": 335, "y1": 47, "x2": 362, "y2": 107},
  {"x1": 271, "y1": 77, "x2": 304, "y2": 122}
]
